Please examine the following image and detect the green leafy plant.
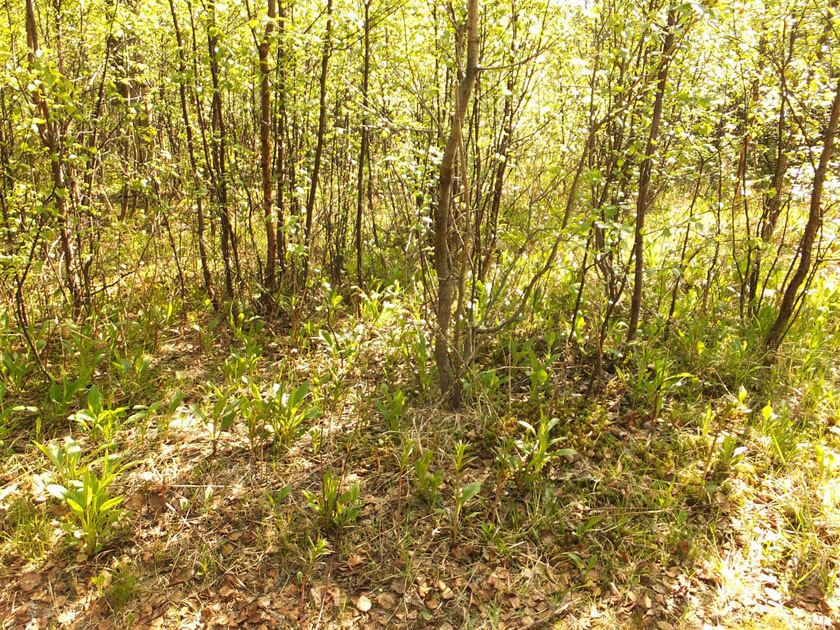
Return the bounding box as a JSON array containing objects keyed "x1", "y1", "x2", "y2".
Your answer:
[
  {"x1": 34, "y1": 436, "x2": 100, "y2": 486},
  {"x1": 47, "y1": 454, "x2": 130, "y2": 557},
  {"x1": 414, "y1": 449, "x2": 444, "y2": 507},
  {"x1": 239, "y1": 380, "x2": 267, "y2": 453},
  {"x1": 94, "y1": 562, "x2": 139, "y2": 613},
  {"x1": 0, "y1": 385, "x2": 38, "y2": 451},
  {"x1": 112, "y1": 346, "x2": 153, "y2": 390},
  {"x1": 617, "y1": 347, "x2": 692, "y2": 420},
  {"x1": 376, "y1": 383, "x2": 406, "y2": 432},
  {"x1": 0, "y1": 350, "x2": 35, "y2": 393},
  {"x1": 303, "y1": 469, "x2": 363, "y2": 532},
  {"x1": 525, "y1": 343, "x2": 558, "y2": 400},
  {"x1": 443, "y1": 441, "x2": 481, "y2": 540},
  {"x1": 263, "y1": 379, "x2": 321, "y2": 451},
  {"x1": 716, "y1": 433, "x2": 745, "y2": 470},
  {"x1": 761, "y1": 401, "x2": 798, "y2": 467},
  {"x1": 511, "y1": 414, "x2": 575, "y2": 490},
  {"x1": 72, "y1": 385, "x2": 128, "y2": 442},
  {"x1": 190, "y1": 386, "x2": 240, "y2": 455},
  {"x1": 127, "y1": 392, "x2": 183, "y2": 441},
  {"x1": 467, "y1": 368, "x2": 507, "y2": 408},
  {"x1": 221, "y1": 346, "x2": 261, "y2": 389},
  {"x1": 401, "y1": 325, "x2": 431, "y2": 392},
  {"x1": 48, "y1": 369, "x2": 95, "y2": 419},
  {"x1": 298, "y1": 536, "x2": 331, "y2": 609}
]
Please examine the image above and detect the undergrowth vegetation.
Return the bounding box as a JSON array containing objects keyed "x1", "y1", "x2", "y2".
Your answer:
[
  {"x1": 1, "y1": 272, "x2": 838, "y2": 629},
  {"x1": 1, "y1": 0, "x2": 839, "y2": 628}
]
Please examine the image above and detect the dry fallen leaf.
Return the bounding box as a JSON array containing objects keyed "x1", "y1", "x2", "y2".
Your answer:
[
  {"x1": 19, "y1": 572, "x2": 41, "y2": 593},
  {"x1": 220, "y1": 585, "x2": 236, "y2": 598},
  {"x1": 311, "y1": 583, "x2": 327, "y2": 606},
  {"x1": 376, "y1": 591, "x2": 397, "y2": 610},
  {"x1": 346, "y1": 553, "x2": 366, "y2": 570},
  {"x1": 355, "y1": 594, "x2": 372, "y2": 612}
]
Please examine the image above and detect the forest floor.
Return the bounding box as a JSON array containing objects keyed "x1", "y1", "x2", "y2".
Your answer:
[{"x1": 1, "y1": 311, "x2": 839, "y2": 630}]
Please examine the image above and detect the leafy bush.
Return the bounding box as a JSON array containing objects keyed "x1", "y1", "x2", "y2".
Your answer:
[{"x1": 47, "y1": 453, "x2": 131, "y2": 557}]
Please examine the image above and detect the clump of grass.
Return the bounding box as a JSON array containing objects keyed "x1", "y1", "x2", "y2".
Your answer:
[
  {"x1": 102, "y1": 563, "x2": 140, "y2": 613},
  {"x1": 1, "y1": 497, "x2": 52, "y2": 560}
]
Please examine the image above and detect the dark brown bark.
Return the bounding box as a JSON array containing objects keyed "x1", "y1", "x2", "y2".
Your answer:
[
  {"x1": 434, "y1": 0, "x2": 480, "y2": 408},
  {"x1": 260, "y1": 0, "x2": 278, "y2": 290},
  {"x1": 626, "y1": 7, "x2": 677, "y2": 342},
  {"x1": 765, "y1": 75, "x2": 840, "y2": 354},
  {"x1": 25, "y1": 0, "x2": 82, "y2": 315},
  {"x1": 168, "y1": 0, "x2": 217, "y2": 309},
  {"x1": 302, "y1": 0, "x2": 333, "y2": 294},
  {"x1": 207, "y1": 1, "x2": 236, "y2": 297},
  {"x1": 355, "y1": 0, "x2": 371, "y2": 294}
]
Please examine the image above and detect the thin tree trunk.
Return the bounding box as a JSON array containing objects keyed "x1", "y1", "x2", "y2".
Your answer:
[
  {"x1": 302, "y1": 0, "x2": 333, "y2": 294},
  {"x1": 275, "y1": 1, "x2": 287, "y2": 271},
  {"x1": 25, "y1": 0, "x2": 82, "y2": 315},
  {"x1": 626, "y1": 6, "x2": 677, "y2": 342},
  {"x1": 355, "y1": 0, "x2": 371, "y2": 294},
  {"x1": 748, "y1": 35, "x2": 791, "y2": 314},
  {"x1": 207, "y1": 1, "x2": 235, "y2": 297},
  {"x1": 765, "y1": 75, "x2": 840, "y2": 354},
  {"x1": 434, "y1": 0, "x2": 480, "y2": 408},
  {"x1": 260, "y1": 0, "x2": 278, "y2": 291},
  {"x1": 168, "y1": 0, "x2": 217, "y2": 309}
]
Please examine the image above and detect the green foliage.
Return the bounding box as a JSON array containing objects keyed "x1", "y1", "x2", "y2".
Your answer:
[
  {"x1": 263, "y1": 378, "x2": 321, "y2": 451},
  {"x1": 524, "y1": 342, "x2": 558, "y2": 401},
  {"x1": 0, "y1": 497, "x2": 51, "y2": 560},
  {"x1": 414, "y1": 449, "x2": 444, "y2": 507},
  {"x1": 47, "y1": 454, "x2": 131, "y2": 557},
  {"x1": 221, "y1": 345, "x2": 261, "y2": 389},
  {"x1": 376, "y1": 383, "x2": 406, "y2": 432},
  {"x1": 760, "y1": 401, "x2": 798, "y2": 467},
  {"x1": 111, "y1": 347, "x2": 154, "y2": 394},
  {"x1": 0, "y1": 349, "x2": 35, "y2": 394},
  {"x1": 127, "y1": 392, "x2": 183, "y2": 442},
  {"x1": 617, "y1": 347, "x2": 693, "y2": 419},
  {"x1": 34, "y1": 436, "x2": 89, "y2": 486},
  {"x1": 466, "y1": 367, "x2": 507, "y2": 408},
  {"x1": 401, "y1": 326, "x2": 431, "y2": 392},
  {"x1": 98, "y1": 563, "x2": 140, "y2": 613},
  {"x1": 48, "y1": 369, "x2": 96, "y2": 420},
  {"x1": 509, "y1": 414, "x2": 576, "y2": 490},
  {"x1": 190, "y1": 385, "x2": 240, "y2": 455},
  {"x1": 443, "y1": 441, "x2": 481, "y2": 540},
  {"x1": 303, "y1": 469, "x2": 363, "y2": 532},
  {"x1": 72, "y1": 385, "x2": 128, "y2": 442}
]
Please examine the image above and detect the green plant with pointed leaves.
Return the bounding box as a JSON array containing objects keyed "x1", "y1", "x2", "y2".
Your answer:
[
  {"x1": 376, "y1": 383, "x2": 406, "y2": 432},
  {"x1": 127, "y1": 392, "x2": 183, "y2": 441},
  {"x1": 72, "y1": 385, "x2": 128, "y2": 442},
  {"x1": 525, "y1": 343, "x2": 558, "y2": 401},
  {"x1": 414, "y1": 449, "x2": 444, "y2": 507},
  {"x1": 444, "y1": 441, "x2": 482, "y2": 541},
  {"x1": 190, "y1": 386, "x2": 240, "y2": 456},
  {"x1": 511, "y1": 414, "x2": 576, "y2": 490},
  {"x1": 263, "y1": 379, "x2": 321, "y2": 451},
  {"x1": 303, "y1": 468, "x2": 363, "y2": 532},
  {"x1": 34, "y1": 436, "x2": 113, "y2": 487},
  {"x1": 47, "y1": 454, "x2": 131, "y2": 557}
]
